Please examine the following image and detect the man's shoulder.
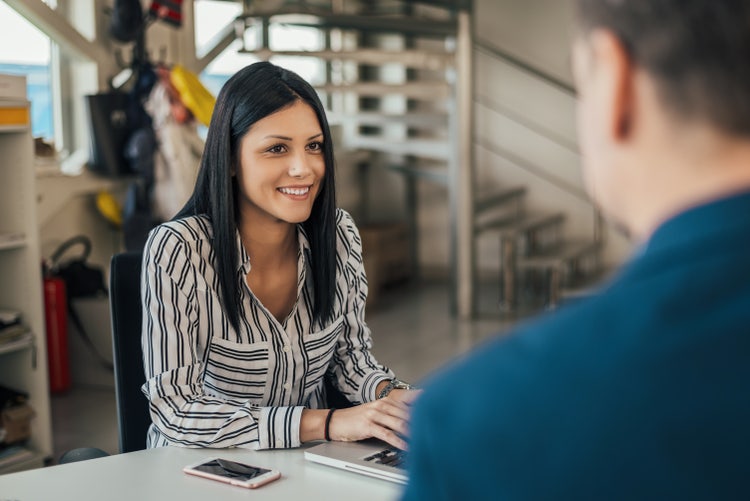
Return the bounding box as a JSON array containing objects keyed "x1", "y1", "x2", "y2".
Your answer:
[{"x1": 413, "y1": 250, "x2": 750, "y2": 427}]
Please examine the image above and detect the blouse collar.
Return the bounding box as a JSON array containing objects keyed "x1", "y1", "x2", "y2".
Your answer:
[{"x1": 235, "y1": 223, "x2": 311, "y2": 274}]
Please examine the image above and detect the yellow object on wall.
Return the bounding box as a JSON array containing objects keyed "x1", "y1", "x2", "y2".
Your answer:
[
  {"x1": 170, "y1": 65, "x2": 216, "y2": 127},
  {"x1": 96, "y1": 190, "x2": 123, "y2": 228}
]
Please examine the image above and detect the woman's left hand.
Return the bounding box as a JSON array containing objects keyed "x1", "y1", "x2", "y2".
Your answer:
[{"x1": 326, "y1": 388, "x2": 422, "y2": 450}]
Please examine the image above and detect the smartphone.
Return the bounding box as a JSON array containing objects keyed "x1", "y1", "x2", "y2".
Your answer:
[{"x1": 183, "y1": 457, "x2": 281, "y2": 489}]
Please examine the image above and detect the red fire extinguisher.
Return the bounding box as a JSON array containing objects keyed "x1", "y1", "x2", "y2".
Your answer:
[{"x1": 43, "y1": 275, "x2": 71, "y2": 393}]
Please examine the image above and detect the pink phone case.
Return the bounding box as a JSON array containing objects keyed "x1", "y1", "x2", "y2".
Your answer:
[{"x1": 183, "y1": 459, "x2": 281, "y2": 489}]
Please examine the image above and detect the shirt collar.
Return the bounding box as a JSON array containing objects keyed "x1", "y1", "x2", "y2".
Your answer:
[
  {"x1": 642, "y1": 189, "x2": 750, "y2": 257},
  {"x1": 235, "y1": 223, "x2": 312, "y2": 273}
]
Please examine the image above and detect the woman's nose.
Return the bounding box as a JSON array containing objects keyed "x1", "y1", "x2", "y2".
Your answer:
[{"x1": 288, "y1": 152, "x2": 312, "y2": 177}]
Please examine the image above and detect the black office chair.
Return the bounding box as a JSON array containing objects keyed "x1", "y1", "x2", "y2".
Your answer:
[{"x1": 109, "y1": 252, "x2": 151, "y2": 453}]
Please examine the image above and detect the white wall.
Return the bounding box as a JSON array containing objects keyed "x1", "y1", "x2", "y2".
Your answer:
[
  {"x1": 475, "y1": 0, "x2": 575, "y2": 86},
  {"x1": 36, "y1": 172, "x2": 127, "y2": 277}
]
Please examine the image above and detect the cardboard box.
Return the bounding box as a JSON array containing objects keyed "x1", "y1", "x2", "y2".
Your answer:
[
  {"x1": 0, "y1": 73, "x2": 26, "y2": 101},
  {"x1": 1, "y1": 404, "x2": 35, "y2": 445},
  {"x1": 359, "y1": 222, "x2": 413, "y2": 307}
]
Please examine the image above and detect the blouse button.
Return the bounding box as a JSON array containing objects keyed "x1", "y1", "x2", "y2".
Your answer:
[
  {"x1": 284, "y1": 383, "x2": 291, "y2": 391},
  {"x1": 283, "y1": 345, "x2": 291, "y2": 353}
]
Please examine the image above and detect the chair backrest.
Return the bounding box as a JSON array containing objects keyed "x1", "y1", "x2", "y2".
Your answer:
[{"x1": 109, "y1": 252, "x2": 151, "y2": 453}]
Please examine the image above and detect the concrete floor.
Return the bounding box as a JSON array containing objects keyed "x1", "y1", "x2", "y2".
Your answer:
[{"x1": 50, "y1": 280, "x2": 516, "y2": 462}]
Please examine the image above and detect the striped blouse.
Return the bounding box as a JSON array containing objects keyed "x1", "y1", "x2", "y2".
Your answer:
[{"x1": 140, "y1": 209, "x2": 394, "y2": 450}]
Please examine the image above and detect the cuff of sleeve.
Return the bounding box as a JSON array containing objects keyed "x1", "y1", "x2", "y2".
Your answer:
[
  {"x1": 258, "y1": 406, "x2": 304, "y2": 450},
  {"x1": 362, "y1": 371, "x2": 392, "y2": 402}
]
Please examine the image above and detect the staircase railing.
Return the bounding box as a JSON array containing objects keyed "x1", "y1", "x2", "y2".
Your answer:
[{"x1": 475, "y1": 38, "x2": 576, "y2": 95}]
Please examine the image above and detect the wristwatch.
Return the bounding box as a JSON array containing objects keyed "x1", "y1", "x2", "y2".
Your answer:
[{"x1": 377, "y1": 378, "x2": 414, "y2": 399}]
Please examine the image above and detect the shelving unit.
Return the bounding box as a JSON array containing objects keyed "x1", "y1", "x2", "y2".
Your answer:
[{"x1": 0, "y1": 96, "x2": 53, "y2": 473}]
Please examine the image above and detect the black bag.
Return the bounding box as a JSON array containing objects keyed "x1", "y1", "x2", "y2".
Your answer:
[
  {"x1": 85, "y1": 91, "x2": 133, "y2": 177},
  {"x1": 47, "y1": 236, "x2": 112, "y2": 371},
  {"x1": 49, "y1": 236, "x2": 107, "y2": 299}
]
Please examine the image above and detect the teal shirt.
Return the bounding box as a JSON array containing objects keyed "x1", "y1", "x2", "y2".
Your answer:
[{"x1": 403, "y1": 191, "x2": 750, "y2": 500}]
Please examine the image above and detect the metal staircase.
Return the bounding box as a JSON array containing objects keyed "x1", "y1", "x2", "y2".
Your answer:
[
  {"x1": 474, "y1": 184, "x2": 603, "y2": 312},
  {"x1": 232, "y1": 0, "x2": 607, "y2": 318}
]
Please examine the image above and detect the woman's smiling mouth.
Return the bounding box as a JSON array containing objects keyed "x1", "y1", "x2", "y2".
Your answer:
[{"x1": 278, "y1": 186, "x2": 311, "y2": 197}]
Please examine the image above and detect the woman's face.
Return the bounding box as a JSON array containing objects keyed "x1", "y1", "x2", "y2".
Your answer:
[{"x1": 235, "y1": 100, "x2": 325, "y2": 226}]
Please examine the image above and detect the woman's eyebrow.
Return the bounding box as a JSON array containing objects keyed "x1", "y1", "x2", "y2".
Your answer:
[{"x1": 262, "y1": 133, "x2": 323, "y2": 141}]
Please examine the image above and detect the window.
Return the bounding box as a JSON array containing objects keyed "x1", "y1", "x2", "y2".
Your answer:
[
  {"x1": 0, "y1": 1, "x2": 54, "y2": 141},
  {"x1": 194, "y1": 0, "x2": 244, "y2": 96},
  {"x1": 194, "y1": 0, "x2": 326, "y2": 96}
]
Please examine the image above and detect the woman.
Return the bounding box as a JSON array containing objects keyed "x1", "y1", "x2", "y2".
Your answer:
[{"x1": 141, "y1": 61, "x2": 416, "y2": 450}]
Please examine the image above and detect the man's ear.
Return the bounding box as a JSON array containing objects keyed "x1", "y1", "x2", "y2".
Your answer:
[{"x1": 589, "y1": 29, "x2": 635, "y2": 142}]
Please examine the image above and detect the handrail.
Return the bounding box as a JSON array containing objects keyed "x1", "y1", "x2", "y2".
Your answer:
[
  {"x1": 475, "y1": 37, "x2": 576, "y2": 96},
  {"x1": 474, "y1": 135, "x2": 590, "y2": 203},
  {"x1": 474, "y1": 94, "x2": 579, "y2": 154}
]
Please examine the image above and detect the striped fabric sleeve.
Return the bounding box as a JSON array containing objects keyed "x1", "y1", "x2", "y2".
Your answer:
[
  {"x1": 141, "y1": 226, "x2": 304, "y2": 449},
  {"x1": 329, "y1": 211, "x2": 394, "y2": 404}
]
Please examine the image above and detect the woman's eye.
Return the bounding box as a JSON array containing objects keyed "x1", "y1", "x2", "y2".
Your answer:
[
  {"x1": 267, "y1": 144, "x2": 286, "y2": 154},
  {"x1": 307, "y1": 141, "x2": 323, "y2": 152}
]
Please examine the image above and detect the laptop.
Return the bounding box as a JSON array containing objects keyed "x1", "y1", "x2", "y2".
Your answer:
[{"x1": 304, "y1": 439, "x2": 408, "y2": 484}]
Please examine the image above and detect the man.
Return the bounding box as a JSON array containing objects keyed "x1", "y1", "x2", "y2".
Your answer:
[{"x1": 402, "y1": 1, "x2": 750, "y2": 499}]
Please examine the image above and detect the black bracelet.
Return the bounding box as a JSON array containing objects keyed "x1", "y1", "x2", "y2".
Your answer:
[{"x1": 324, "y1": 408, "x2": 336, "y2": 442}]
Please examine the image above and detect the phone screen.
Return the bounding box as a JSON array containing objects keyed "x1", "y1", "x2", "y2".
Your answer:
[{"x1": 191, "y1": 459, "x2": 272, "y2": 481}]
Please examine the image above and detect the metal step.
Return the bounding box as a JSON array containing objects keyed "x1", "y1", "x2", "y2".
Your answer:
[
  {"x1": 474, "y1": 211, "x2": 565, "y2": 236},
  {"x1": 518, "y1": 240, "x2": 601, "y2": 270},
  {"x1": 496, "y1": 238, "x2": 602, "y2": 311},
  {"x1": 238, "y1": 48, "x2": 454, "y2": 71},
  {"x1": 315, "y1": 81, "x2": 450, "y2": 99},
  {"x1": 385, "y1": 163, "x2": 449, "y2": 184},
  {"x1": 518, "y1": 240, "x2": 603, "y2": 309},
  {"x1": 474, "y1": 186, "x2": 526, "y2": 215},
  {"x1": 349, "y1": 136, "x2": 451, "y2": 160},
  {"x1": 240, "y1": 11, "x2": 458, "y2": 39},
  {"x1": 328, "y1": 111, "x2": 449, "y2": 128}
]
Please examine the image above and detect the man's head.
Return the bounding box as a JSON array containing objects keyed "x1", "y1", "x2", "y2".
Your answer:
[{"x1": 572, "y1": 1, "x2": 750, "y2": 239}]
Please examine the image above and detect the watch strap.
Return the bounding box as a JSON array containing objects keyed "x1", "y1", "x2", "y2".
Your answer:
[{"x1": 377, "y1": 378, "x2": 413, "y2": 399}]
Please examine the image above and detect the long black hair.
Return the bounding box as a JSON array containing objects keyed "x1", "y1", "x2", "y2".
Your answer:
[{"x1": 176, "y1": 61, "x2": 337, "y2": 331}]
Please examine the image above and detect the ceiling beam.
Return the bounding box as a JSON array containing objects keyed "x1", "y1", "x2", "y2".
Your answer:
[{"x1": 194, "y1": 20, "x2": 237, "y2": 75}]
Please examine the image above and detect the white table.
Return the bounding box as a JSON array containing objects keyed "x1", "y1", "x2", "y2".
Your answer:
[{"x1": 0, "y1": 445, "x2": 402, "y2": 501}]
